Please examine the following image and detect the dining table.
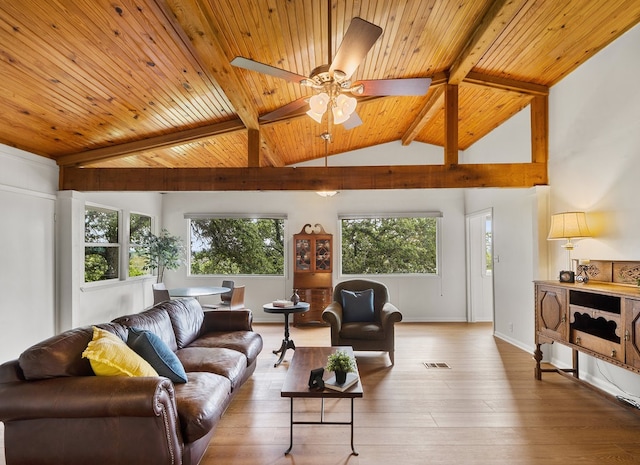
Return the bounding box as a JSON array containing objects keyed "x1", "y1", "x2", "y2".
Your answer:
[{"x1": 168, "y1": 286, "x2": 230, "y2": 299}]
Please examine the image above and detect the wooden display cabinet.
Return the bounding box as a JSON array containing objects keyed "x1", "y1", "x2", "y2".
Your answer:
[{"x1": 293, "y1": 224, "x2": 332, "y2": 326}]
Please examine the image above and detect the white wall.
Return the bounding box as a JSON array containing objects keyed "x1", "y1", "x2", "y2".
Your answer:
[
  {"x1": 0, "y1": 146, "x2": 58, "y2": 362},
  {"x1": 161, "y1": 188, "x2": 468, "y2": 323},
  {"x1": 543, "y1": 22, "x2": 640, "y2": 396}
]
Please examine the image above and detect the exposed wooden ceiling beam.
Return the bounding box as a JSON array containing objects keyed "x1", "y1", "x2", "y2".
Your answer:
[
  {"x1": 463, "y1": 71, "x2": 549, "y2": 96},
  {"x1": 60, "y1": 163, "x2": 547, "y2": 191},
  {"x1": 401, "y1": 85, "x2": 444, "y2": 146},
  {"x1": 448, "y1": 0, "x2": 526, "y2": 85},
  {"x1": 56, "y1": 119, "x2": 245, "y2": 167},
  {"x1": 444, "y1": 84, "x2": 459, "y2": 165}
]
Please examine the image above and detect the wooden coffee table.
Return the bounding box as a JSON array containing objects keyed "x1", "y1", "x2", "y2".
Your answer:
[{"x1": 280, "y1": 346, "x2": 363, "y2": 455}]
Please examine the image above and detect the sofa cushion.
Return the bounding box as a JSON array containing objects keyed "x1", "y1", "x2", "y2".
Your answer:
[
  {"x1": 18, "y1": 323, "x2": 127, "y2": 380},
  {"x1": 341, "y1": 288, "x2": 375, "y2": 323},
  {"x1": 188, "y1": 331, "x2": 263, "y2": 366},
  {"x1": 127, "y1": 327, "x2": 188, "y2": 384},
  {"x1": 176, "y1": 347, "x2": 247, "y2": 390},
  {"x1": 165, "y1": 299, "x2": 205, "y2": 349},
  {"x1": 82, "y1": 327, "x2": 158, "y2": 377},
  {"x1": 173, "y1": 372, "x2": 232, "y2": 443},
  {"x1": 113, "y1": 303, "x2": 178, "y2": 352}
]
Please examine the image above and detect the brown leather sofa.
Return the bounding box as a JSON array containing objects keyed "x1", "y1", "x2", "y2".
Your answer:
[{"x1": 0, "y1": 298, "x2": 263, "y2": 465}]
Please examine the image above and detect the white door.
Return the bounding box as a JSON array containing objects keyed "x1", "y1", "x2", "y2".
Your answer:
[{"x1": 466, "y1": 209, "x2": 494, "y2": 322}]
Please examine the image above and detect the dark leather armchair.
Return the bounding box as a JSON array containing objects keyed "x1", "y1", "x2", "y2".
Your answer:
[{"x1": 322, "y1": 279, "x2": 403, "y2": 364}]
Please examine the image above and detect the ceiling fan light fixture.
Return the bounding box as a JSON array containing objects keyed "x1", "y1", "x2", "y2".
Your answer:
[
  {"x1": 308, "y1": 92, "x2": 329, "y2": 114},
  {"x1": 316, "y1": 190, "x2": 338, "y2": 197},
  {"x1": 332, "y1": 94, "x2": 357, "y2": 124},
  {"x1": 306, "y1": 109, "x2": 324, "y2": 123}
]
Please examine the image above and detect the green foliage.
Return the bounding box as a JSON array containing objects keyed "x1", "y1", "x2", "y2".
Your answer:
[
  {"x1": 85, "y1": 252, "x2": 108, "y2": 282},
  {"x1": 190, "y1": 218, "x2": 284, "y2": 275},
  {"x1": 341, "y1": 217, "x2": 437, "y2": 274},
  {"x1": 140, "y1": 229, "x2": 186, "y2": 283},
  {"x1": 129, "y1": 213, "x2": 152, "y2": 278},
  {"x1": 326, "y1": 351, "x2": 356, "y2": 373}
]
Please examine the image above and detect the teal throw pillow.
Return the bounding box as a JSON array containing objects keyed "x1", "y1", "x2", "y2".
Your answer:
[
  {"x1": 127, "y1": 327, "x2": 188, "y2": 384},
  {"x1": 341, "y1": 289, "x2": 375, "y2": 323}
]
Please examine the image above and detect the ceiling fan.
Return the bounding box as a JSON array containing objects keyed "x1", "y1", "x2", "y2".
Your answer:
[{"x1": 230, "y1": 5, "x2": 431, "y2": 129}]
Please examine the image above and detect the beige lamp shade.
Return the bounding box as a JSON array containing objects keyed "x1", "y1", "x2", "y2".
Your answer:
[{"x1": 547, "y1": 211, "x2": 592, "y2": 250}]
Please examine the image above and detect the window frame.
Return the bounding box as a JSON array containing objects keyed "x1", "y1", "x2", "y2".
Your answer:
[
  {"x1": 84, "y1": 203, "x2": 122, "y2": 284},
  {"x1": 128, "y1": 211, "x2": 154, "y2": 280},
  {"x1": 338, "y1": 212, "x2": 442, "y2": 277},
  {"x1": 83, "y1": 203, "x2": 156, "y2": 285}
]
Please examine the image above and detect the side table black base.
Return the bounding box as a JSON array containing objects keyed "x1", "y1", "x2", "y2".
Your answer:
[{"x1": 273, "y1": 338, "x2": 296, "y2": 367}]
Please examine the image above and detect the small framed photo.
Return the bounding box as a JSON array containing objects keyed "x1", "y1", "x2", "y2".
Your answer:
[{"x1": 308, "y1": 367, "x2": 324, "y2": 390}]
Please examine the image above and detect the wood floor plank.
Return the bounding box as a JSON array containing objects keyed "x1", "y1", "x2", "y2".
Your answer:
[{"x1": 200, "y1": 322, "x2": 640, "y2": 465}]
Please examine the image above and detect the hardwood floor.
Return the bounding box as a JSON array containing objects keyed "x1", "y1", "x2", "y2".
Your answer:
[{"x1": 201, "y1": 322, "x2": 640, "y2": 465}]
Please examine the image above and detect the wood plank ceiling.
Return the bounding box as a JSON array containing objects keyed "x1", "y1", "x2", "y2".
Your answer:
[{"x1": 0, "y1": 0, "x2": 639, "y2": 191}]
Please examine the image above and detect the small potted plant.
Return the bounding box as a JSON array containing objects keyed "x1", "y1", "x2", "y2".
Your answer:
[{"x1": 326, "y1": 350, "x2": 355, "y2": 384}]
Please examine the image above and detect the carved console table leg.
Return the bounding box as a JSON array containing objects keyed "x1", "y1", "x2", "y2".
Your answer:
[{"x1": 534, "y1": 343, "x2": 543, "y2": 380}]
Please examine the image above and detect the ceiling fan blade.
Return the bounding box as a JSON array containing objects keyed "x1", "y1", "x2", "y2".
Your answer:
[
  {"x1": 356, "y1": 78, "x2": 432, "y2": 96},
  {"x1": 342, "y1": 112, "x2": 362, "y2": 130},
  {"x1": 231, "y1": 57, "x2": 307, "y2": 83},
  {"x1": 259, "y1": 97, "x2": 309, "y2": 122},
  {"x1": 329, "y1": 17, "x2": 382, "y2": 80}
]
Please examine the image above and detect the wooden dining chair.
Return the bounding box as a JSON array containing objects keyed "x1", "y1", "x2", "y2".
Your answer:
[
  {"x1": 152, "y1": 283, "x2": 171, "y2": 305},
  {"x1": 227, "y1": 285, "x2": 245, "y2": 310},
  {"x1": 202, "y1": 280, "x2": 236, "y2": 310}
]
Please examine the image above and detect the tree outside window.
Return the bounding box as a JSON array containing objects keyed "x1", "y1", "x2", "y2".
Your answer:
[
  {"x1": 129, "y1": 213, "x2": 152, "y2": 278},
  {"x1": 189, "y1": 218, "x2": 285, "y2": 275},
  {"x1": 341, "y1": 216, "x2": 439, "y2": 275}
]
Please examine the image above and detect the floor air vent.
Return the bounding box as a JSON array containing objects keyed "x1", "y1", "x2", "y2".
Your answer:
[{"x1": 423, "y1": 362, "x2": 450, "y2": 369}]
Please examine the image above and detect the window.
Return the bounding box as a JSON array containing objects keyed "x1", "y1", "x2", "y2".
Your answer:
[
  {"x1": 340, "y1": 214, "x2": 440, "y2": 275},
  {"x1": 129, "y1": 213, "x2": 152, "y2": 278},
  {"x1": 188, "y1": 216, "x2": 285, "y2": 275},
  {"x1": 84, "y1": 206, "x2": 120, "y2": 282}
]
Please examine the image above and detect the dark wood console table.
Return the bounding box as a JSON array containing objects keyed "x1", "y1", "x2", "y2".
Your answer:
[{"x1": 534, "y1": 280, "x2": 640, "y2": 381}]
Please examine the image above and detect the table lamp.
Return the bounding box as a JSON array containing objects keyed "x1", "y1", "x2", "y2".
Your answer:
[{"x1": 547, "y1": 211, "x2": 592, "y2": 282}]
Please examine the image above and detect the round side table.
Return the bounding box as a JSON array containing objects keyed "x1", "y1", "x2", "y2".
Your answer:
[{"x1": 263, "y1": 302, "x2": 310, "y2": 367}]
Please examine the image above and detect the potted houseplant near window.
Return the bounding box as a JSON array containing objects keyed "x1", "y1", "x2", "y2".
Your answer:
[
  {"x1": 326, "y1": 350, "x2": 356, "y2": 384},
  {"x1": 141, "y1": 229, "x2": 185, "y2": 283}
]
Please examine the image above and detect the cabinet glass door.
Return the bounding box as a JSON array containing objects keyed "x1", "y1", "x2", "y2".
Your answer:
[
  {"x1": 315, "y1": 238, "x2": 331, "y2": 271},
  {"x1": 295, "y1": 238, "x2": 311, "y2": 271}
]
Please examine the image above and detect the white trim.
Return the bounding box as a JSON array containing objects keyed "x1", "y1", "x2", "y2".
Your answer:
[
  {"x1": 185, "y1": 212, "x2": 288, "y2": 219},
  {"x1": 339, "y1": 211, "x2": 442, "y2": 219},
  {"x1": 0, "y1": 183, "x2": 57, "y2": 200}
]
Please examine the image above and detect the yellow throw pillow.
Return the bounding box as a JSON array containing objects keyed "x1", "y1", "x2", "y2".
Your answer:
[{"x1": 82, "y1": 326, "x2": 158, "y2": 377}]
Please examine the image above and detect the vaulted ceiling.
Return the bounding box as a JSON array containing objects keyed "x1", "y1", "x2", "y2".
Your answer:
[{"x1": 1, "y1": 1, "x2": 639, "y2": 191}]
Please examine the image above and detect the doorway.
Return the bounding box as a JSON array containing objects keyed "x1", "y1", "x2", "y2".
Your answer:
[{"x1": 466, "y1": 209, "x2": 494, "y2": 323}]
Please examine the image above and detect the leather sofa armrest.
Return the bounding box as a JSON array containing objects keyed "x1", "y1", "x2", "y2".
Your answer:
[
  {"x1": 0, "y1": 360, "x2": 25, "y2": 383},
  {"x1": 202, "y1": 309, "x2": 254, "y2": 332},
  {"x1": 0, "y1": 376, "x2": 176, "y2": 421}
]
